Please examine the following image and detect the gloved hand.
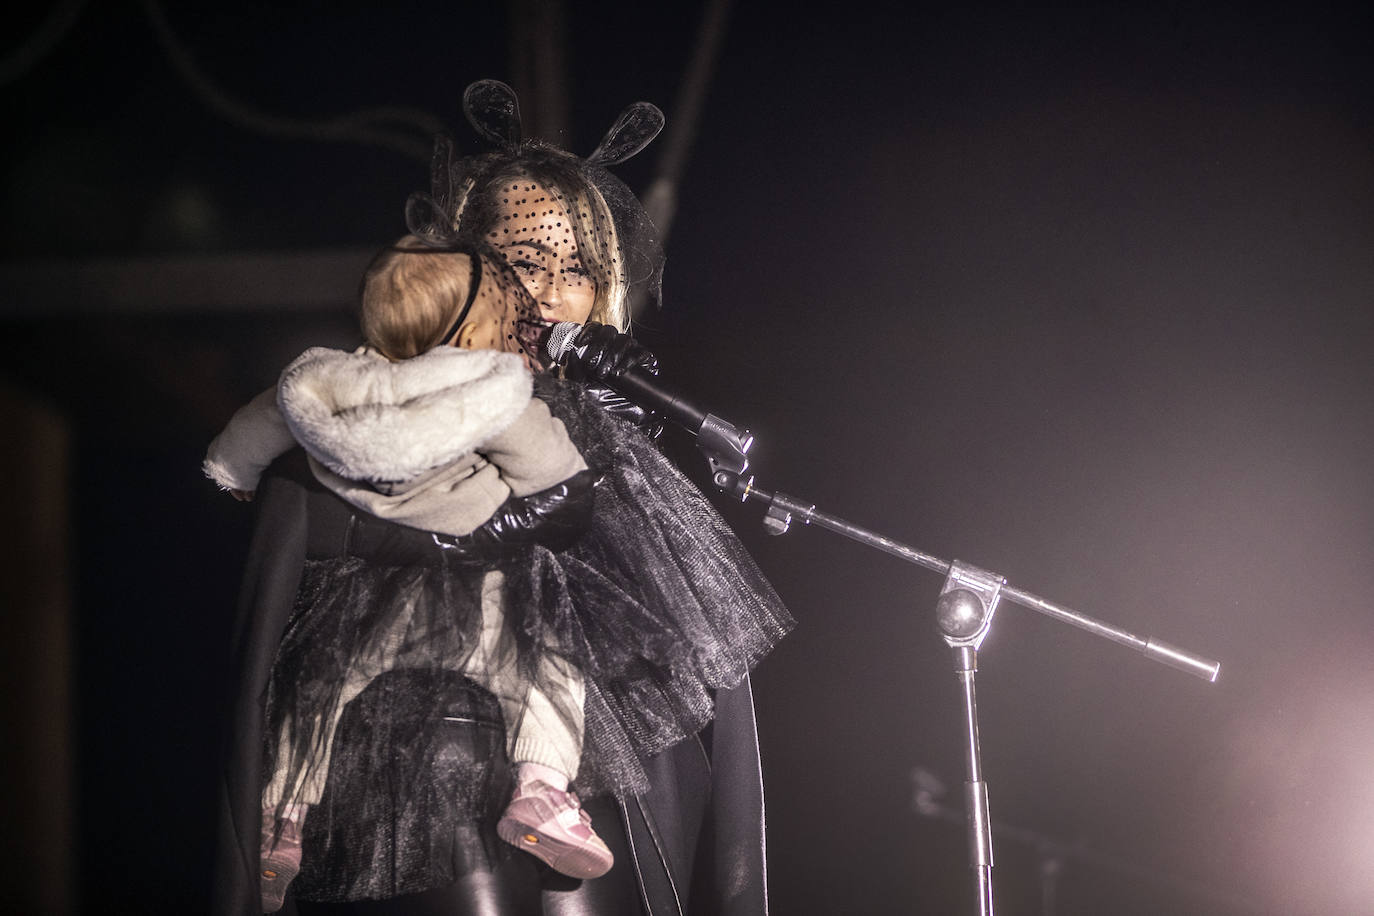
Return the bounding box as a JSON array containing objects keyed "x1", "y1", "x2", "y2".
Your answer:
[
  {"x1": 562, "y1": 322, "x2": 664, "y2": 440},
  {"x1": 564, "y1": 322, "x2": 659, "y2": 382},
  {"x1": 432, "y1": 469, "x2": 597, "y2": 562}
]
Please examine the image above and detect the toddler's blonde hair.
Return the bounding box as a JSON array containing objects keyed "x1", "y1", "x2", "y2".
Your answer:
[{"x1": 359, "y1": 236, "x2": 475, "y2": 360}]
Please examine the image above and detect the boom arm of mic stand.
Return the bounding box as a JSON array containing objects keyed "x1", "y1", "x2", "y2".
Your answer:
[{"x1": 713, "y1": 474, "x2": 1220, "y2": 682}]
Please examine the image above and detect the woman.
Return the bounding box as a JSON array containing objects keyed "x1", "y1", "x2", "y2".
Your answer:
[{"x1": 212, "y1": 81, "x2": 789, "y2": 916}]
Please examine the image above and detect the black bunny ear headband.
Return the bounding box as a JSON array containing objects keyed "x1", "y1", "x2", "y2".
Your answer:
[
  {"x1": 462, "y1": 78, "x2": 665, "y2": 166},
  {"x1": 405, "y1": 79, "x2": 668, "y2": 315},
  {"x1": 406, "y1": 79, "x2": 665, "y2": 246}
]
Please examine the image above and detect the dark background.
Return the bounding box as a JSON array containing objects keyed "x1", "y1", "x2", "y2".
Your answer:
[{"x1": 3, "y1": 2, "x2": 1372, "y2": 913}]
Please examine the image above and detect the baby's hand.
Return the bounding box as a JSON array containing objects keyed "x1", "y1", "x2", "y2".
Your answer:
[{"x1": 231, "y1": 489, "x2": 255, "y2": 502}]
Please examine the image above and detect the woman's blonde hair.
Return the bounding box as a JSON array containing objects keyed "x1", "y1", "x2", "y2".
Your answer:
[{"x1": 358, "y1": 236, "x2": 476, "y2": 360}]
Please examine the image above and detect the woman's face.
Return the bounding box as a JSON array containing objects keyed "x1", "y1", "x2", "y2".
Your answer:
[{"x1": 486, "y1": 179, "x2": 597, "y2": 326}]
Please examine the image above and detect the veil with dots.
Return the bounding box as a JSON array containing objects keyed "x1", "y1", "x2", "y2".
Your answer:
[{"x1": 406, "y1": 80, "x2": 666, "y2": 330}]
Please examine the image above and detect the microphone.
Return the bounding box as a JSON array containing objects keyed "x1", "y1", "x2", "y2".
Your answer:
[
  {"x1": 545, "y1": 321, "x2": 755, "y2": 482},
  {"x1": 546, "y1": 321, "x2": 710, "y2": 434}
]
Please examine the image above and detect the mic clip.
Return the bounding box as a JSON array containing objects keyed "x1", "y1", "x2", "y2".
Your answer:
[{"x1": 699, "y1": 413, "x2": 754, "y2": 499}]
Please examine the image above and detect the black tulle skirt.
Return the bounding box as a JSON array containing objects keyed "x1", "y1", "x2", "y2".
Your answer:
[{"x1": 265, "y1": 378, "x2": 793, "y2": 816}]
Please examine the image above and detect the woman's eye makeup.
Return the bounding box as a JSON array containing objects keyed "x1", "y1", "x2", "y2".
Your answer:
[{"x1": 501, "y1": 242, "x2": 591, "y2": 291}]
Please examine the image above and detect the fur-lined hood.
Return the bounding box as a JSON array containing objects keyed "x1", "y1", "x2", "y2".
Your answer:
[{"x1": 278, "y1": 346, "x2": 531, "y2": 484}]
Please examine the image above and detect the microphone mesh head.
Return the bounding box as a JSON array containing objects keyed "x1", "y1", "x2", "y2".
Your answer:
[{"x1": 546, "y1": 321, "x2": 582, "y2": 363}]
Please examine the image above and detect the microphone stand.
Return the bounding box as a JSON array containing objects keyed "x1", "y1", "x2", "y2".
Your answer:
[
  {"x1": 909, "y1": 766, "x2": 1265, "y2": 915},
  {"x1": 691, "y1": 423, "x2": 1221, "y2": 916}
]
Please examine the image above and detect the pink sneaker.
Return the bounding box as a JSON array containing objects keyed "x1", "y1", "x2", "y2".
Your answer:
[
  {"x1": 497, "y1": 781, "x2": 614, "y2": 879},
  {"x1": 260, "y1": 813, "x2": 304, "y2": 913}
]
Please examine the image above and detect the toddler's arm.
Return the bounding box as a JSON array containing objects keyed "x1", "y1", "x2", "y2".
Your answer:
[
  {"x1": 203, "y1": 386, "x2": 297, "y2": 497},
  {"x1": 481, "y1": 396, "x2": 588, "y2": 497}
]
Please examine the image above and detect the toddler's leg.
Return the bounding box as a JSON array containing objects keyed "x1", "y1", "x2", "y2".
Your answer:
[
  {"x1": 507, "y1": 654, "x2": 586, "y2": 782},
  {"x1": 258, "y1": 667, "x2": 373, "y2": 914},
  {"x1": 465, "y1": 571, "x2": 586, "y2": 780},
  {"x1": 466, "y1": 571, "x2": 613, "y2": 879},
  {"x1": 514, "y1": 761, "x2": 569, "y2": 791},
  {"x1": 259, "y1": 602, "x2": 416, "y2": 910},
  {"x1": 259, "y1": 802, "x2": 308, "y2": 913},
  {"x1": 263, "y1": 590, "x2": 416, "y2": 808}
]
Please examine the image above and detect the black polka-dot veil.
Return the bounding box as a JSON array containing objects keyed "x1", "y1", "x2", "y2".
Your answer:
[{"x1": 406, "y1": 79, "x2": 666, "y2": 331}]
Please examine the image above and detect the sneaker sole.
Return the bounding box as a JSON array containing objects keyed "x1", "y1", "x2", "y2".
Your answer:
[{"x1": 497, "y1": 815, "x2": 614, "y2": 880}]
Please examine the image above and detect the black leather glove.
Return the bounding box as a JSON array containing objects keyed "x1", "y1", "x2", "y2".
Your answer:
[
  {"x1": 565, "y1": 322, "x2": 660, "y2": 381},
  {"x1": 432, "y1": 468, "x2": 596, "y2": 563},
  {"x1": 563, "y1": 322, "x2": 664, "y2": 440}
]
